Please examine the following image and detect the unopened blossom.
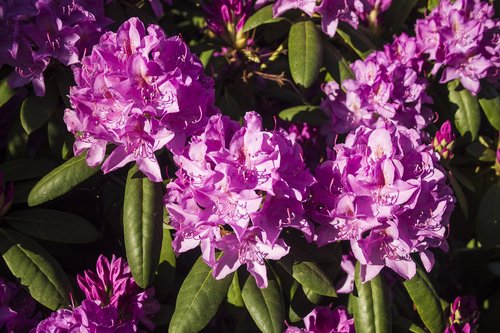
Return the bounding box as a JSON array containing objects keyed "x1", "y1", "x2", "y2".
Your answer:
[
  {"x1": 203, "y1": 0, "x2": 253, "y2": 49},
  {"x1": 165, "y1": 112, "x2": 315, "y2": 288},
  {"x1": 321, "y1": 34, "x2": 433, "y2": 134},
  {"x1": 445, "y1": 296, "x2": 479, "y2": 333},
  {"x1": 31, "y1": 300, "x2": 137, "y2": 333},
  {"x1": 77, "y1": 255, "x2": 160, "y2": 330},
  {"x1": 0, "y1": 172, "x2": 13, "y2": 217},
  {"x1": 356, "y1": 0, "x2": 392, "y2": 28},
  {"x1": 284, "y1": 305, "x2": 355, "y2": 333},
  {"x1": 308, "y1": 122, "x2": 455, "y2": 282},
  {"x1": 64, "y1": 17, "x2": 218, "y2": 182},
  {"x1": 0, "y1": 277, "x2": 40, "y2": 333},
  {"x1": 433, "y1": 120, "x2": 455, "y2": 159},
  {"x1": 0, "y1": 0, "x2": 110, "y2": 96},
  {"x1": 415, "y1": 0, "x2": 499, "y2": 95}
]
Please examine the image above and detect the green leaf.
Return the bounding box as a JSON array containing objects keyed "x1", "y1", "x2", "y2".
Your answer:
[
  {"x1": 393, "y1": 316, "x2": 428, "y2": 333},
  {"x1": 0, "y1": 228, "x2": 72, "y2": 310},
  {"x1": 288, "y1": 20, "x2": 323, "y2": 88},
  {"x1": 336, "y1": 22, "x2": 376, "y2": 59},
  {"x1": 242, "y1": 271, "x2": 285, "y2": 333},
  {"x1": 227, "y1": 272, "x2": 245, "y2": 308},
  {"x1": 0, "y1": 158, "x2": 57, "y2": 182},
  {"x1": 153, "y1": 226, "x2": 176, "y2": 302},
  {"x1": 478, "y1": 82, "x2": 500, "y2": 130},
  {"x1": 289, "y1": 282, "x2": 322, "y2": 321},
  {"x1": 352, "y1": 262, "x2": 392, "y2": 333},
  {"x1": 448, "y1": 173, "x2": 468, "y2": 218},
  {"x1": 123, "y1": 166, "x2": 163, "y2": 288},
  {"x1": 279, "y1": 255, "x2": 336, "y2": 297},
  {"x1": 28, "y1": 154, "x2": 100, "y2": 206},
  {"x1": 278, "y1": 105, "x2": 327, "y2": 127},
  {"x1": 169, "y1": 256, "x2": 232, "y2": 333},
  {"x1": 383, "y1": 0, "x2": 418, "y2": 35},
  {"x1": 448, "y1": 80, "x2": 481, "y2": 140},
  {"x1": 5, "y1": 209, "x2": 98, "y2": 244},
  {"x1": 243, "y1": 5, "x2": 284, "y2": 32},
  {"x1": 7, "y1": 116, "x2": 28, "y2": 159},
  {"x1": 20, "y1": 80, "x2": 58, "y2": 135},
  {"x1": 323, "y1": 41, "x2": 354, "y2": 82},
  {"x1": 427, "y1": 0, "x2": 439, "y2": 10},
  {"x1": 0, "y1": 78, "x2": 15, "y2": 108},
  {"x1": 476, "y1": 182, "x2": 500, "y2": 249},
  {"x1": 403, "y1": 268, "x2": 446, "y2": 333}
]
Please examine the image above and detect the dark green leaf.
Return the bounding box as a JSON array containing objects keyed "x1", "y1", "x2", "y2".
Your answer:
[
  {"x1": 448, "y1": 80, "x2": 481, "y2": 140},
  {"x1": 0, "y1": 228, "x2": 72, "y2": 310},
  {"x1": 448, "y1": 172, "x2": 468, "y2": 218},
  {"x1": 7, "y1": 116, "x2": 28, "y2": 159},
  {"x1": 323, "y1": 41, "x2": 354, "y2": 82},
  {"x1": 227, "y1": 271, "x2": 245, "y2": 308},
  {"x1": 153, "y1": 226, "x2": 176, "y2": 302},
  {"x1": 0, "y1": 78, "x2": 15, "y2": 107},
  {"x1": 466, "y1": 141, "x2": 496, "y2": 162},
  {"x1": 352, "y1": 262, "x2": 392, "y2": 333},
  {"x1": 288, "y1": 20, "x2": 323, "y2": 88},
  {"x1": 278, "y1": 105, "x2": 327, "y2": 127},
  {"x1": 427, "y1": 0, "x2": 439, "y2": 10},
  {"x1": 383, "y1": 0, "x2": 418, "y2": 35},
  {"x1": 476, "y1": 181, "x2": 500, "y2": 249},
  {"x1": 289, "y1": 281, "x2": 322, "y2": 321},
  {"x1": 243, "y1": 5, "x2": 284, "y2": 32},
  {"x1": 242, "y1": 271, "x2": 285, "y2": 333},
  {"x1": 123, "y1": 166, "x2": 164, "y2": 288},
  {"x1": 5, "y1": 209, "x2": 98, "y2": 244},
  {"x1": 56, "y1": 68, "x2": 74, "y2": 108},
  {"x1": 28, "y1": 154, "x2": 100, "y2": 206},
  {"x1": 336, "y1": 22, "x2": 376, "y2": 59},
  {"x1": 393, "y1": 316, "x2": 428, "y2": 333},
  {"x1": 403, "y1": 268, "x2": 445, "y2": 333},
  {"x1": 20, "y1": 80, "x2": 58, "y2": 134},
  {"x1": 0, "y1": 158, "x2": 57, "y2": 182},
  {"x1": 478, "y1": 82, "x2": 500, "y2": 130},
  {"x1": 169, "y1": 256, "x2": 232, "y2": 333}
]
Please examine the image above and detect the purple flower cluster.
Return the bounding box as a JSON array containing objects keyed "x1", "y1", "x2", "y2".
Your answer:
[
  {"x1": 284, "y1": 305, "x2": 354, "y2": 333},
  {"x1": 0, "y1": 0, "x2": 110, "y2": 96},
  {"x1": 165, "y1": 112, "x2": 315, "y2": 288},
  {"x1": 64, "y1": 17, "x2": 217, "y2": 182},
  {"x1": 0, "y1": 277, "x2": 40, "y2": 333},
  {"x1": 32, "y1": 255, "x2": 159, "y2": 332},
  {"x1": 307, "y1": 122, "x2": 455, "y2": 282},
  {"x1": 273, "y1": 0, "x2": 362, "y2": 37},
  {"x1": 321, "y1": 33, "x2": 433, "y2": 134},
  {"x1": 445, "y1": 296, "x2": 479, "y2": 333},
  {"x1": 415, "y1": 0, "x2": 499, "y2": 95}
]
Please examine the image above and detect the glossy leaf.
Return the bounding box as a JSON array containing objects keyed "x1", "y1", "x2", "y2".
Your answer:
[
  {"x1": 5, "y1": 209, "x2": 98, "y2": 244},
  {"x1": 20, "y1": 80, "x2": 58, "y2": 135},
  {"x1": 243, "y1": 5, "x2": 284, "y2": 32},
  {"x1": 242, "y1": 271, "x2": 285, "y2": 333},
  {"x1": 478, "y1": 82, "x2": 500, "y2": 130},
  {"x1": 352, "y1": 263, "x2": 391, "y2": 333},
  {"x1": 0, "y1": 158, "x2": 56, "y2": 182},
  {"x1": 28, "y1": 154, "x2": 100, "y2": 206},
  {"x1": 336, "y1": 22, "x2": 375, "y2": 59},
  {"x1": 449, "y1": 80, "x2": 481, "y2": 140},
  {"x1": 288, "y1": 20, "x2": 323, "y2": 88},
  {"x1": 123, "y1": 166, "x2": 163, "y2": 288},
  {"x1": 324, "y1": 41, "x2": 354, "y2": 82},
  {"x1": 0, "y1": 78, "x2": 15, "y2": 107},
  {"x1": 403, "y1": 268, "x2": 446, "y2": 333},
  {"x1": 476, "y1": 182, "x2": 500, "y2": 249},
  {"x1": 169, "y1": 256, "x2": 232, "y2": 333},
  {"x1": 0, "y1": 228, "x2": 72, "y2": 310},
  {"x1": 227, "y1": 272, "x2": 245, "y2": 308},
  {"x1": 153, "y1": 226, "x2": 176, "y2": 302}
]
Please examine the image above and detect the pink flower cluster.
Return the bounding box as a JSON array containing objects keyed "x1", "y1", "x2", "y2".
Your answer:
[
  {"x1": 0, "y1": 0, "x2": 110, "y2": 96},
  {"x1": 165, "y1": 112, "x2": 314, "y2": 288},
  {"x1": 64, "y1": 17, "x2": 217, "y2": 181},
  {"x1": 284, "y1": 305, "x2": 354, "y2": 333},
  {"x1": 416, "y1": 0, "x2": 499, "y2": 95},
  {"x1": 307, "y1": 122, "x2": 455, "y2": 282},
  {"x1": 32, "y1": 255, "x2": 159, "y2": 332}
]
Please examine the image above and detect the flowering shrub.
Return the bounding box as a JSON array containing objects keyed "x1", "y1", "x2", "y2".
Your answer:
[{"x1": 0, "y1": 0, "x2": 499, "y2": 332}]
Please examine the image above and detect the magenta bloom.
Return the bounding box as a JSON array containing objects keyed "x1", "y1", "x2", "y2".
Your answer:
[
  {"x1": 433, "y1": 120, "x2": 455, "y2": 160},
  {"x1": 445, "y1": 296, "x2": 479, "y2": 333},
  {"x1": 77, "y1": 255, "x2": 160, "y2": 330},
  {"x1": 284, "y1": 305, "x2": 355, "y2": 333},
  {"x1": 308, "y1": 122, "x2": 455, "y2": 282},
  {"x1": 31, "y1": 300, "x2": 136, "y2": 333},
  {"x1": 415, "y1": 0, "x2": 499, "y2": 95},
  {"x1": 64, "y1": 17, "x2": 218, "y2": 182},
  {"x1": 165, "y1": 112, "x2": 315, "y2": 288},
  {"x1": 0, "y1": 0, "x2": 110, "y2": 96},
  {"x1": 0, "y1": 278, "x2": 40, "y2": 333},
  {"x1": 321, "y1": 33, "x2": 433, "y2": 134},
  {"x1": 356, "y1": 0, "x2": 392, "y2": 28}
]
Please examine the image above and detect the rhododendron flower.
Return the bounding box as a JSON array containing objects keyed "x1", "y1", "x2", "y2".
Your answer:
[
  {"x1": 445, "y1": 296, "x2": 479, "y2": 333},
  {"x1": 77, "y1": 255, "x2": 160, "y2": 330},
  {"x1": 165, "y1": 112, "x2": 315, "y2": 288},
  {"x1": 64, "y1": 17, "x2": 218, "y2": 182},
  {"x1": 0, "y1": 278, "x2": 40, "y2": 333},
  {"x1": 0, "y1": 0, "x2": 110, "y2": 95},
  {"x1": 31, "y1": 300, "x2": 137, "y2": 333},
  {"x1": 415, "y1": 0, "x2": 499, "y2": 95},
  {"x1": 433, "y1": 120, "x2": 455, "y2": 160},
  {"x1": 308, "y1": 122, "x2": 455, "y2": 282},
  {"x1": 284, "y1": 305, "x2": 355, "y2": 333},
  {"x1": 321, "y1": 33, "x2": 433, "y2": 134}
]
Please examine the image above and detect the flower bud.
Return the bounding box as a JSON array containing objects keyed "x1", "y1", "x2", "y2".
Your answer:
[
  {"x1": 445, "y1": 296, "x2": 479, "y2": 333},
  {"x1": 433, "y1": 120, "x2": 455, "y2": 159}
]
